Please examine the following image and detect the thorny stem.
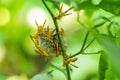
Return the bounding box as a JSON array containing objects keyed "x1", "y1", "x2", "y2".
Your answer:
[{"x1": 42, "y1": 0, "x2": 71, "y2": 80}]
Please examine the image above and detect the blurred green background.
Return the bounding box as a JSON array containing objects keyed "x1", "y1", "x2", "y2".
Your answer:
[
  {"x1": 1, "y1": 0, "x2": 120, "y2": 80},
  {"x1": 0, "y1": 0, "x2": 52, "y2": 80}
]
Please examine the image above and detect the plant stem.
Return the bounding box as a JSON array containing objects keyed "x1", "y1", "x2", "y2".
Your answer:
[
  {"x1": 70, "y1": 31, "x2": 90, "y2": 58},
  {"x1": 70, "y1": 50, "x2": 102, "y2": 58},
  {"x1": 42, "y1": 0, "x2": 71, "y2": 80},
  {"x1": 42, "y1": 0, "x2": 66, "y2": 57},
  {"x1": 80, "y1": 31, "x2": 89, "y2": 52},
  {"x1": 50, "y1": 63, "x2": 66, "y2": 76},
  {"x1": 77, "y1": 11, "x2": 87, "y2": 28},
  {"x1": 70, "y1": 51, "x2": 83, "y2": 58},
  {"x1": 83, "y1": 38, "x2": 95, "y2": 51},
  {"x1": 83, "y1": 51, "x2": 102, "y2": 55},
  {"x1": 64, "y1": 7, "x2": 73, "y2": 13}
]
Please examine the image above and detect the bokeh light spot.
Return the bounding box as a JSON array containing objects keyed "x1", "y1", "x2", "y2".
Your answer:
[
  {"x1": 0, "y1": 8, "x2": 11, "y2": 26},
  {"x1": 27, "y1": 7, "x2": 47, "y2": 28}
]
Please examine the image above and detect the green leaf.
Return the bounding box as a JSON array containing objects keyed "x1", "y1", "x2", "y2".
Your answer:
[
  {"x1": 70, "y1": 0, "x2": 99, "y2": 17},
  {"x1": 30, "y1": 72, "x2": 53, "y2": 80},
  {"x1": 60, "y1": 0, "x2": 71, "y2": 5},
  {"x1": 91, "y1": 29, "x2": 120, "y2": 78},
  {"x1": 99, "y1": 52, "x2": 108, "y2": 80},
  {"x1": 105, "y1": 66, "x2": 116, "y2": 80},
  {"x1": 98, "y1": 0, "x2": 120, "y2": 15}
]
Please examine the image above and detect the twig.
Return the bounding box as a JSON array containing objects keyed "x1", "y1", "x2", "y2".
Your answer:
[
  {"x1": 70, "y1": 31, "x2": 90, "y2": 58},
  {"x1": 80, "y1": 31, "x2": 90, "y2": 52},
  {"x1": 83, "y1": 38, "x2": 95, "y2": 51}
]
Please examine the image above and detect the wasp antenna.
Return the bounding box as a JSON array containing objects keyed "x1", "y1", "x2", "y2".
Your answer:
[
  {"x1": 30, "y1": 35, "x2": 38, "y2": 45},
  {"x1": 65, "y1": 13, "x2": 72, "y2": 16},
  {"x1": 35, "y1": 20, "x2": 39, "y2": 28},
  {"x1": 51, "y1": 29, "x2": 55, "y2": 35},
  {"x1": 43, "y1": 19, "x2": 47, "y2": 27},
  {"x1": 60, "y1": 4, "x2": 63, "y2": 12},
  {"x1": 70, "y1": 63, "x2": 79, "y2": 68},
  {"x1": 30, "y1": 35, "x2": 34, "y2": 42},
  {"x1": 35, "y1": 49, "x2": 41, "y2": 55}
]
